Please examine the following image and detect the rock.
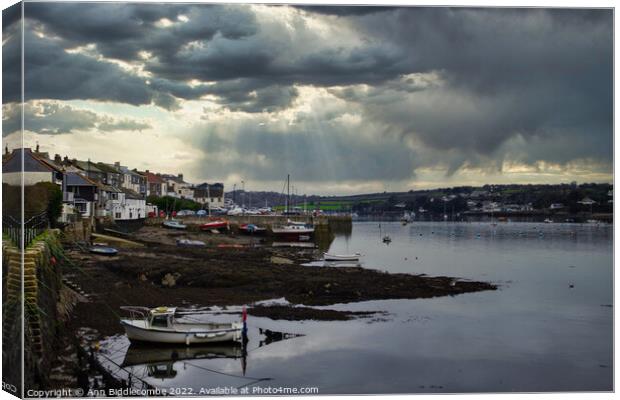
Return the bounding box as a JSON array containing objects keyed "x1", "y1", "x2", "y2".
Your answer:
[
  {"x1": 270, "y1": 256, "x2": 293, "y2": 265},
  {"x1": 162, "y1": 273, "x2": 177, "y2": 287}
]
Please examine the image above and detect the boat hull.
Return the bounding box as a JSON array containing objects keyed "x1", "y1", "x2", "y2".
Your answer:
[
  {"x1": 163, "y1": 222, "x2": 186, "y2": 229},
  {"x1": 323, "y1": 253, "x2": 361, "y2": 261},
  {"x1": 199, "y1": 221, "x2": 229, "y2": 230},
  {"x1": 89, "y1": 247, "x2": 118, "y2": 256},
  {"x1": 121, "y1": 320, "x2": 243, "y2": 345}
]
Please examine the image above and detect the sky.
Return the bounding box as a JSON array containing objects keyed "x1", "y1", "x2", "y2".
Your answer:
[{"x1": 1, "y1": 2, "x2": 613, "y2": 195}]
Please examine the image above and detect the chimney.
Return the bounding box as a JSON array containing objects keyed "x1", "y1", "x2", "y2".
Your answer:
[
  {"x1": 54, "y1": 154, "x2": 61, "y2": 163},
  {"x1": 4, "y1": 145, "x2": 8, "y2": 155},
  {"x1": 178, "y1": 173, "x2": 184, "y2": 181},
  {"x1": 114, "y1": 161, "x2": 120, "y2": 167},
  {"x1": 145, "y1": 169, "x2": 150, "y2": 174},
  {"x1": 35, "y1": 142, "x2": 40, "y2": 153}
]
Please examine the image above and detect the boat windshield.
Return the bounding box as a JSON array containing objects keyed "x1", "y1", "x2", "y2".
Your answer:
[{"x1": 151, "y1": 315, "x2": 169, "y2": 328}]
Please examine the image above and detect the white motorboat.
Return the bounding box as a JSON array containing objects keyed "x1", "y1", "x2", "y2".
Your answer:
[
  {"x1": 271, "y1": 220, "x2": 314, "y2": 240},
  {"x1": 323, "y1": 252, "x2": 362, "y2": 261},
  {"x1": 400, "y1": 211, "x2": 414, "y2": 223},
  {"x1": 176, "y1": 239, "x2": 206, "y2": 247},
  {"x1": 120, "y1": 306, "x2": 244, "y2": 345},
  {"x1": 163, "y1": 220, "x2": 187, "y2": 230}
]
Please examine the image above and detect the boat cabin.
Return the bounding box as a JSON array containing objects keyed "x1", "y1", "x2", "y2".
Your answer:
[{"x1": 149, "y1": 307, "x2": 177, "y2": 328}]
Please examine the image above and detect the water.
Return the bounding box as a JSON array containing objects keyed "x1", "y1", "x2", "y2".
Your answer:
[{"x1": 100, "y1": 221, "x2": 613, "y2": 394}]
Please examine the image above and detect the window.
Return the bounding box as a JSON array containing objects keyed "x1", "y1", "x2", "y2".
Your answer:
[
  {"x1": 211, "y1": 198, "x2": 214, "y2": 202},
  {"x1": 151, "y1": 315, "x2": 168, "y2": 328},
  {"x1": 115, "y1": 212, "x2": 121, "y2": 219}
]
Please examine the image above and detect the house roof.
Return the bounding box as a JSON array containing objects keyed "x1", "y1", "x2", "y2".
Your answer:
[
  {"x1": 2, "y1": 148, "x2": 62, "y2": 174},
  {"x1": 65, "y1": 172, "x2": 97, "y2": 186},
  {"x1": 143, "y1": 171, "x2": 165, "y2": 184},
  {"x1": 73, "y1": 160, "x2": 105, "y2": 173},
  {"x1": 121, "y1": 187, "x2": 144, "y2": 200},
  {"x1": 161, "y1": 174, "x2": 188, "y2": 184},
  {"x1": 119, "y1": 166, "x2": 144, "y2": 178},
  {"x1": 96, "y1": 163, "x2": 122, "y2": 174}
]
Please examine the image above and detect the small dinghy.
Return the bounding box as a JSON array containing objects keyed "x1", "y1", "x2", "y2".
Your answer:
[
  {"x1": 382, "y1": 235, "x2": 392, "y2": 243},
  {"x1": 163, "y1": 220, "x2": 187, "y2": 229},
  {"x1": 323, "y1": 252, "x2": 362, "y2": 261},
  {"x1": 89, "y1": 246, "x2": 118, "y2": 256},
  {"x1": 120, "y1": 306, "x2": 244, "y2": 345},
  {"x1": 239, "y1": 223, "x2": 267, "y2": 234},
  {"x1": 176, "y1": 239, "x2": 206, "y2": 247},
  {"x1": 199, "y1": 220, "x2": 229, "y2": 231}
]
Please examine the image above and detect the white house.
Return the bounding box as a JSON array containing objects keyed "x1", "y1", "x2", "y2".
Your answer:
[
  {"x1": 193, "y1": 183, "x2": 225, "y2": 208},
  {"x1": 2, "y1": 148, "x2": 63, "y2": 186},
  {"x1": 162, "y1": 174, "x2": 194, "y2": 199},
  {"x1": 119, "y1": 188, "x2": 147, "y2": 220}
]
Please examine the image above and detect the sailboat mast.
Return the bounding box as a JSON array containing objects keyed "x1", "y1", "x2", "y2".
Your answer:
[
  {"x1": 286, "y1": 174, "x2": 290, "y2": 213},
  {"x1": 207, "y1": 184, "x2": 211, "y2": 217}
]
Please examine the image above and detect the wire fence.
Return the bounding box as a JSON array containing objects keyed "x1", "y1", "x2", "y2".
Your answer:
[{"x1": 2, "y1": 211, "x2": 49, "y2": 249}]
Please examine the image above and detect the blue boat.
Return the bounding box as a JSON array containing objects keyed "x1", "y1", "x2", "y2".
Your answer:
[{"x1": 89, "y1": 246, "x2": 119, "y2": 256}]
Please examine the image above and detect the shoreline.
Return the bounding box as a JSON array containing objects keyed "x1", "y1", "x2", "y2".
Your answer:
[{"x1": 63, "y1": 226, "x2": 497, "y2": 338}]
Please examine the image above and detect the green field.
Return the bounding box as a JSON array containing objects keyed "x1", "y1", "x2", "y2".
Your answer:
[{"x1": 273, "y1": 201, "x2": 354, "y2": 211}]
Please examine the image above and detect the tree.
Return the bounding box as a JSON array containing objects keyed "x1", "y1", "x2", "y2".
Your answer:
[{"x1": 45, "y1": 184, "x2": 63, "y2": 227}]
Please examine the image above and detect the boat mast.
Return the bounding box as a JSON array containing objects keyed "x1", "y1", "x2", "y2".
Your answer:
[
  {"x1": 207, "y1": 184, "x2": 211, "y2": 217},
  {"x1": 286, "y1": 174, "x2": 290, "y2": 214}
]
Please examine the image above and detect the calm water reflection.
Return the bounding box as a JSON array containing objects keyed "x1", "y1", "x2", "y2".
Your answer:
[{"x1": 101, "y1": 222, "x2": 613, "y2": 394}]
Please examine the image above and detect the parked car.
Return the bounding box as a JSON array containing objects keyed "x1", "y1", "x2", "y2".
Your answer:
[{"x1": 196, "y1": 210, "x2": 207, "y2": 216}]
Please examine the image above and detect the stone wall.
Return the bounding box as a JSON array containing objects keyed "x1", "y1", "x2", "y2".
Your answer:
[
  {"x1": 62, "y1": 219, "x2": 93, "y2": 242},
  {"x1": 2, "y1": 230, "x2": 65, "y2": 392}
]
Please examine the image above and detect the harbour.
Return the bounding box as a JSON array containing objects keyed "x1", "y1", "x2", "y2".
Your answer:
[{"x1": 27, "y1": 219, "x2": 610, "y2": 393}]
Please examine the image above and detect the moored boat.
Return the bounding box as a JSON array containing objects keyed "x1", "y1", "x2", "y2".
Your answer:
[
  {"x1": 89, "y1": 246, "x2": 118, "y2": 256},
  {"x1": 199, "y1": 220, "x2": 229, "y2": 231},
  {"x1": 120, "y1": 306, "x2": 244, "y2": 345},
  {"x1": 323, "y1": 252, "x2": 362, "y2": 261},
  {"x1": 271, "y1": 220, "x2": 314, "y2": 240},
  {"x1": 176, "y1": 239, "x2": 206, "y2": 247},
  {"x1": 163, "y1": 220, "x2": 187, "y2": 230},
  {"x1": 239, "y1": 223, "x2": 267, "y2": 234}
]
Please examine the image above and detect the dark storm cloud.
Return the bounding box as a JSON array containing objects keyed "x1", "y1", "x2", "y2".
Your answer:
[
  {"x1": 22, "y1": 3, "x2": 408, "y2": 109},
  {"x1": 25, "y1": 3, "x2": 257, "y2": 62},
  {"x1": 209, "y1": 83, "x2": 299, "y2": 113},
  {"x1": 3, "y1": 2, "x2": 21, "y2": 30},
  {"x1": 8, "y1": 29, "x2": 182, "y2": 109},
  {"x1": 333, "y1": 8, "x2": 613, "y2": 168},
  {"x1": 189, "y1": 119, "x2": 417, "y2": 182},
  {"x1": 293, "y1": 5, "x2": 394, "y2": 16},
  {"x1": 3, "y1": 102, "x2": 151, "y2": 136},
  {"x1": 14, "y1": 3, "x2": 613, "y2": 179},
  {"x1": 3, "y1": 4, "x2": 21, "y2": 107}
]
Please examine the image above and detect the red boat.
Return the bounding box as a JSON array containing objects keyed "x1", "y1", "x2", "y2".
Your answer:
[{"x1": 199, "y1": 220, "x2": 229, "y2": 231}]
